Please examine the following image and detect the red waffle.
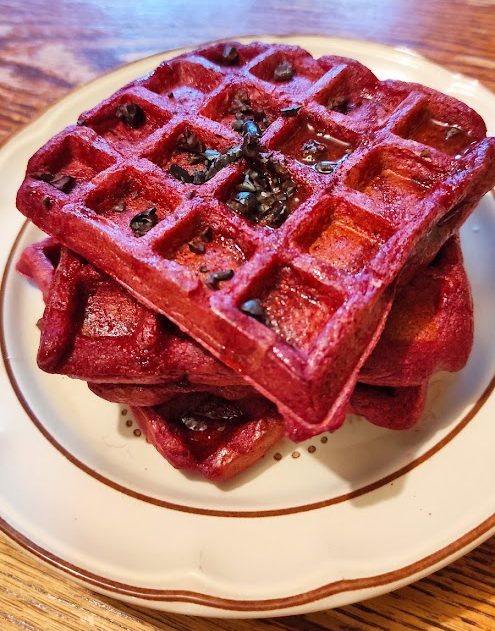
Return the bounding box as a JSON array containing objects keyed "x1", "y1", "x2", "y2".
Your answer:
[
  {"x1": 349, "y1": 382, "x2": 428, "y2": 430},
  {"x1": 16, "y1": 237, "x2": 59, "y2": 301},
  {"x1": 359, "y1": 235, "x2": 473, "y2": 385},
  {"x1": 129, "y1": 383, "x2": 426, "y2": 481},
  {"x1": 131, "y1": 394, "x2": 284, "y2": 482},
  {"x1": 17, "y1": 42, "x2": 495, "y2": 439},
  {"x1": 18, "y1": 238, "x2": 468, "y2": 479},
  {"x1": 18, "y1": 236, "x2": 472, "y2": 391},
  {"x1": 31, "y1": 246, "x2": 242, "y2": 386},
  {"x1": 91, "y1": 380, "x2": 428, "y2": 431}
]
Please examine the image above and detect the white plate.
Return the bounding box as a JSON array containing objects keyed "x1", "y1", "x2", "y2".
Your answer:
[{"x1": 0, "y1": 36, "x2": 494, "y2": 618}]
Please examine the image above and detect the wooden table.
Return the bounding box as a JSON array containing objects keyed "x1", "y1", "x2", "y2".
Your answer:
[{"x1": 0, "y1": 1, "x2": 494, "y2": 629}]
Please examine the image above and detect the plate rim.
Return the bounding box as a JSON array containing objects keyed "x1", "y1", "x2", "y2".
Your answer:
[
  {"x1": 1, "y1": 34, "x2": 494, "y2": 615},
  {"x1": 0, "y1": 512, "x2": 492, "y2": 612}
]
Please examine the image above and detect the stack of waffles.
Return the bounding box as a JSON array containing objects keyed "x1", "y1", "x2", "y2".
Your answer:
[{"x1": 16, "y1": 42, "x2": 495, "y2": 480}]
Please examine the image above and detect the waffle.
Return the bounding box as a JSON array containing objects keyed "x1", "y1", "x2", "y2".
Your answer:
[
  {"x1": 17, "y1": 42, "x2": 495, "y2": 439},
  {"x1": 16, "y1": 237, "x2": 59, "y2": 301},
  {"x1": 359, "y1": 236, "x2": 473, "y2": 385},
  {"x1": 92, "y1": 380, "x2": 428, "y2": 431},
  {"x1": 18, "y1": 236, "x2": 472, "y2": 390},
  {"x1": 131, "y1": 394, "x2": 283, "y2": 482},
  {"x1": 349, "y1": 382, "x2": 427, "y2": 430},
  {"x1": 18, "y1": 237, "x2": 470, "y2": 479},
  {"x1": 129, "y1": 382, "x2": 427, "y2": 481},
  {"x1": 29, "y1": 245, "x2": 242, "y2": 386}
]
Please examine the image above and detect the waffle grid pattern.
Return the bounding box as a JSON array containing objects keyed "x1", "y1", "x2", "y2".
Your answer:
[{"x1": 17, "y1": 42, "x2": 495, "y2": 439}]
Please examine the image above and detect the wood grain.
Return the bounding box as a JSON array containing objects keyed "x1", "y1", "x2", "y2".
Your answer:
[{"x1": 0, "y1": 0, "x2": 494, "y2": 629}]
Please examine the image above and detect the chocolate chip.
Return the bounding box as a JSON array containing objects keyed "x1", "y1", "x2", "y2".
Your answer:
[
  {"x1": 280, "y1": 105, "x2": 302, "y2": 117},
  {"x1": 240, "y1": 298, "x2": 265, "y2": 321},
  {"x1": 33, "y1": 172, "x2": 75, "y2": 193},
  {"x1": 192, "y1": 397, "x2": 244, "y2": 422},
  {"x1": 227, "y1": 191, "x2": 258, "y2": 215},
  {"x1": 110, "y1": 200, "x2": 126, "y2": 213},
  {"x1": 205, "y1": 269, "x2": 234, "y2": 289},
  {"x1": 327, "y1": 95, "x2": 351, "y2": 114},
  {"x1": 201, "y1": 144, "x2": 243, "y2": 182},
  {"x1": 50, "y1": 174, "x2": 76, "y2": 193},
  {"x1": 314, "y1": 160, "x2": 338, "y2": 174},
  {"x1": 130, "y1": 207, "x2": 158, "y2": 237},
  {"x1": 222, "y1": 44, "x2": 240, "y2": 65},
  {"x1": 192, "y1": 170, "x2": 207, "y2": 185},
  {"x1": 188, "y1": 240, "x2": 206, "y2": 254},
  {"x1": 273, "y1": 61, "x2": 295, "y2": 82},
  {"x1": 229, "y1": 91, "x2": 271, "y2": 134},
  {"x1": 177, "y1": 128, "x2": 205, "y2": 154},
  {"x1": 189, "y1": 154, "x2": 206, "y2": 165},
  {"x1": 242, "y1": 120, "x2": 261, "y2": 138},
  {"x1": 169, "y1": 163, "x2": 193, "y2": 184},
  {"x1": 41, "y1": 196, "x2": 52, "y2": 208},
  {"x1": 115, "y1": 102, "x2": 145, "y2": 128},
  {"x1": 241, "y1": 133, "x2": 260, "y2": 159},
  {"x1": 203, "y1": 149, "x2": 221, "y2": 162},
  {"x1": 199, "y1": 264, "x2": 209, "y2": 273},
  {"x1": 200, "y1": 226, "x2": 213, "y2": 242},
  {"x1": 168, "y1": 92, "x2": 175, "y2": 98},
  {"x1": 32, "y1": 172, "x2": 54, "y2": 183},
  {"x1": 231, "y1": 119, "x2": 245, "y2": 132},
  {"x1": 229, "y1": 91, "x2": 252, "y2": 114},
  {"x1": 181, "y1": 416, "x2": 208, "y2": 431},
  {"x1": 226, "y1": 149, "x2": 298, "y2": 228}
]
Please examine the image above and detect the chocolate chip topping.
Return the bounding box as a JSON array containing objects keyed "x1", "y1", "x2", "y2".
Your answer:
[
  {"x1": 179, "y1": 397, "x2": 244, "y2": 429},
  {"x1": 242, "y1": 120, "x2": 262, "y2": 138},
  {"x1": 221, "y1": 44, "x2": 240, "y2": 65},
  {"x1": 205, "y1": 269, "x2": 234, "y2": 289},
  {"x1": 169, "y1": 163, "x2": 194, "y2": 184},
  {"x1": 280, "y1": 105, "x2": 302, "y2": 117},
  {"x1": 181, "y1": 416, "x2": 208, "y2": 432},
  {"x1": 327, "y1": 95, "x2": 351, "y2": 114},
  {"x1": 52, "y1": 174, "x2": 76, "y2": 193},
  {"x1": 226, "y1": 135, "x2": 297, "y2": 228},
  {"x1": 313, "y1": 155, "x2": 350, "y2": 174},
  {"x1": 177, "y1": 128, "x2": 205, "y2": 154},
  {"x1": 115, "y1": 102, "x2": 145, "y2": 128},
  {"x1": 130, "y1": 207, "x2": 158, "y2": 237},
  {"x1": 188, "y1": 240, "x2": 206, "y2": 255},
  {"x1": 229, "y1": 90, "x2": 271, "y2": 135},
  {"x1": 200, "y1": 226, "x2": 213, "y2": 242},
  {"x1": 445, "y1": 125, "x2": 463, "y2": 141},
  {"x1": 274, "y1": 60, "x2": 295, "y2": 82},
  {"x1": 33, "y1": 172, "x2": 76, "y2": 194},
  {"x1": 240, "y1": 298, "x2": 266, "y2": 321}
]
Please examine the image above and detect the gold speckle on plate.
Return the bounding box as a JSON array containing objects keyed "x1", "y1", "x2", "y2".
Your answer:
[
  {"x1": 125, "y1": 419, "x2": 133, "y2": 428},
  {"x1": 308, "y1": 445, "x2": 316, "y2": 453},
  {"x1": 291, "y1": 451, "x2": 300, "y2": 459},
  {"x1": 273, "y1": 452, "x2": 282, "y2": 461},
  {"x1": 133, "y1": 429, "x2": 142, "y2": 437},
  {"x1": 121, "y1": 408, "x2": 128, "y2": 416},
  {"x1": 320, "y1": 436, "x2": 328, "y2": 443}
]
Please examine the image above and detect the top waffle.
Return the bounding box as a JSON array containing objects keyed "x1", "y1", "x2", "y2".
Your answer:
[{"x1": 16, "y1": 41, "x2": 495, "y2": 440}]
